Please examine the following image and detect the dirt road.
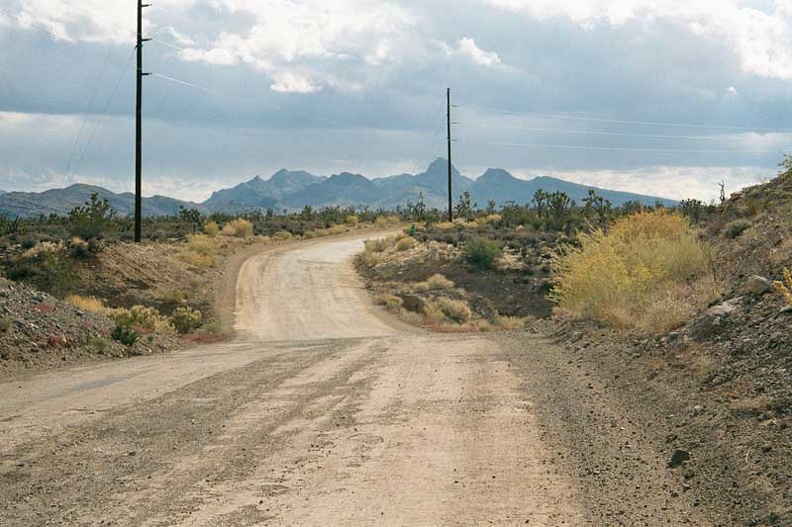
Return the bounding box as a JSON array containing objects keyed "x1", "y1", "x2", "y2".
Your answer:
[{"x1": 0, "y1": 235, "x2": 715, "y2": 525}]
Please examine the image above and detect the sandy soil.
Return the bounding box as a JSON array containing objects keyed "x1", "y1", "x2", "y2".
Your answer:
[{"x1": 0, "y1": 234, "x2": 716, "y2": 525}]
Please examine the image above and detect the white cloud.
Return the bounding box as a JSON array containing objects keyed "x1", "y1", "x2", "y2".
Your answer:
[
  {"x1": 456, "y1": 37, "x2": 502, "y2": 67},
  {"x1": 727, "y1": 86, "x2": 738, "y2": 96},
  {"x1": 483, "y1": 0, "x2": 792, "y2": 80},
  {"x1": 178, "y1": 0, "x2": 417, "y2": 92},
  {"x1": 10, "y1": 0, "x2": 199, "y2": 43},
  {"x1": 270, "y1": 71, "x2": 320, "y2": 93}
]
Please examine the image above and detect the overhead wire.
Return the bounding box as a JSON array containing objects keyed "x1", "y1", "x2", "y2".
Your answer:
[
  {"x1": 467, "y1": 106, "x2": 782, "y2": 132},
  {"x1": 72, "y1": 46, "x2": 137, "y2": 177},
  {"x1": 487, "y1": 141, "x2": 778, "y2": 154},
  {"x1": 64, "y1": 43, "x2": 116, "y2": 178}
]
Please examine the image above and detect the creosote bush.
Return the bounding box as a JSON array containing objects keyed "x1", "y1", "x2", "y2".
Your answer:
[
  {"x1": 171, "y1": 306, "x2": 203, "y2": 334},
  {"x1": 550, "y1": 210, "x2": 718, "y2": 334},
  {"x1": 462, "y1": 237, "x2": 502, "y2": 269}
]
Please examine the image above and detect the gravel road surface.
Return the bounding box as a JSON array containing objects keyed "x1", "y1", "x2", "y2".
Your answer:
[{"x1": 0, "y1": 235, "x2": 715, "y2": 525}]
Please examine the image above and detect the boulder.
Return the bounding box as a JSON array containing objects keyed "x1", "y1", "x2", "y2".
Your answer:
[{"x1": 745, "y1": 275, "x2": 773, "y2": 296}]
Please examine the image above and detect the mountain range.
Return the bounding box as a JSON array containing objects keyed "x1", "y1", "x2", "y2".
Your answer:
[{"x1": 0, "y1": 158, "x2": 677, "y2": 218}]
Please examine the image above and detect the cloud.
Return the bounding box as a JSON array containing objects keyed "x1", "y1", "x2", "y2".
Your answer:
[
  {"x1": 455, "y1": 37, "x2": 502, "y2": 67},
  {"x1": 483, "y1": 0, "x2": 792, "y2": 80},
  {"x1": 176, "y1": 0, "x2": 418, "y2": 92},
  {"x1": 727, "y1": 86, "x2": 738, "y2": 96},
  {"x1": 270, "y1": 71, "x2": 320, "y2": 93},
  {"x1": 9, "y1": 0, "x2": 199, "y2": 43}
]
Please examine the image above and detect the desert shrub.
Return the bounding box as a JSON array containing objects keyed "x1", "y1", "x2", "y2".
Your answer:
[
  {"x1": 68, "y1": 237, "x2": 92, "y2": 259},
  {"x1": 395, "y1": 236, "x2": 415, "y2": 251},
  {"x1": 433, "y1": 297, "x2": 472, "y2": 323},
  {"x1": 171, "y1": 306, "x2": 203, "y2": 334},
  {"x1": 425, "y1": 273, "x2": 454, "y2": 290},
  {"x1": 362, "y1": 251, "x2": 381, "y2": 267},
  {"x1": 181, "y1": 234, "x2": 217, "y2": 267},
  {"x1": 414, "y1": 273, "x2": 454, "y2": 292},
  {"x1": 0, "y1": 316, "x2": 12, "y2": 333},
  {"x1": 374, "y1": 215, "x2": 400, "y2": 228},
  {"x1": 724, "y1": 218, "x2": 753, "y2": 239},
  {"x1": 346, "y1": 215, "x2": 359, "y2": 225},
  {"x1": 462, "y1": 237, "x2": 502, "y2": 269},
  {"x1": 89, "y1": 337, "x2": 109, "y2": 353},
  {"x1": 16, "y1": 250, "x2": 78, "y2": 298},
  {"x1": 112, "y1": 322, "x2": 139, "y2": 346},
  {"x1": 204, "y1": 221, "x2": 220, "y2": 236},
  {"x1": 275, "y1": 230, "x2": 293, "y2": 240},
  {"x1": 496, "y1": 316, "x2": 525, "y2": 330},
  {"x1": 773, "y1": 268, "x2": 792, "y2": 307},
  {"x1": 66, "y1": 295, "x2": 113, "y2": 315},
  {"x1": 221, "y1": 218, "x2": 254, "y2": 238},
  {"x1": 364, "y1": 237, "x2": 391, "y2": 253},
  {"x1": 114, "y1": 305, "x2": 172, "y2": 332},
  {"x1": 422, "y1": 303, "x2": 449, "y2": 323},
  {"x1": 400, "y1": 310, "x2": 423, "y2": 325},
  {"x1": 68, "y1": 192, "x2": 115, "y2": 240},
  {"x1": 550, "y1": 210, "x2": 716, "y2": 334},
  {"x1": 385, "y1": 296, "x2": 403, "y2": 311},
  {"x1": 155, "y1": 288, "x2": 188, "y2": 305}
]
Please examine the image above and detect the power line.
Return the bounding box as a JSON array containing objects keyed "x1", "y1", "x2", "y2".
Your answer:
[
  {"x1": 72, "y1": 46, "x2": 137, "y2": 177},
  {"x1": 488, "y1": 141, "x2": 778, "y2": 154},
  {"x1": 474, "y1": 124, "x2": 769, "y2": 141},
  {"x1": 151, "y1": 72, "x2": 219, "y2": 94},
  {"x1": 65, "y1": 43, "x2": 116, "y2": 178},
  {"x1": 466, "y1": 106, "x2": 786, "y2": 132}
]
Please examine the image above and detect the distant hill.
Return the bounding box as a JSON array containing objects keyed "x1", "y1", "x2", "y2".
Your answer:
[
  {"x1": 204, "y1": 169, "x2": 325, "y2": 213},
  {"x1": 0, "y1": 159, "x2": 677, "y2": 218},
  {"x1": 468, "y1": 169, "x2": 677, "y2": 208},
  {"x1": 282, "y1": 172, "x2": 385, "y2": 209},
  {"x1": 0, "y1": 184, "x2": 204, "y2": 218}
]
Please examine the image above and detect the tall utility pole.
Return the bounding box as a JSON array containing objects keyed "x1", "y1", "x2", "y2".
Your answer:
[
  {"x1": 446, "y1": 88, "x2": 453, "y2": 222},
  {"x1": 135, "y1": 0, "x2": 151, "y2": 242}
]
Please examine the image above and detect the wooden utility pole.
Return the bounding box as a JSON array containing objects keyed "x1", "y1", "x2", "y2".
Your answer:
[
  {"x1": 446, "y1": 88, "x2": 453, "y2": 222},
  {"x1": 135, "y1": 0, "x2": 150, "y2": 242}
]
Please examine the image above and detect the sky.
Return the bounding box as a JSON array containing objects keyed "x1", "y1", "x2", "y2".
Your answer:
[{"x1": 2, "y1": 0, "x2": 792, "y2": 203}]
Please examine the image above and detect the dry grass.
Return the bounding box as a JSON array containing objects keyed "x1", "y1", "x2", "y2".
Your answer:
[
  {"x1": 395, "y1": 236, "x2": 416, "y2": 251},
  {"x1": 66, "y1": 294, "x2": 112, "y2": 315},
  {"x1": 180, "y1": 234, "x2": 218, "y2": 268},
  {"x1": 204, "y1": 221, "x2": 219, "y2": 236},
  {"x1": 221, "y1": 218, "x2": 254, "y2": 238},
  {"x1": 413, "y1": 273, "x2": 454, "y2": 292},
  {"x1": 495, "y1": 316, "x2": 526, "y2": 330},
  {"x1": 550, "y1": 210, "x2": 717, "y2": 335},
  {"x1": 432, "y1": 297, "x2": 472, "y2": 323}
]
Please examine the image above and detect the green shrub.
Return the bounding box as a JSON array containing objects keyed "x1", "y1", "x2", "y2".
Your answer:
[
  {"x1": 113, "y1": 305, "x2": 161, "y2": 331},
  {"x1": 89, "y1": 337, "x2": 108, "y2": 353},
  {"x1": 68, "y1": 192, "x2": 115, "y2": 240},
  {"x1": 462, "y1": 237, "x2": 502, "y2": 269},
  {"x1": 171, "y1": 306, "x2": 203, "y2": 334},
  {"x1": 112, "y1": 323, "x2": 139, "y2": 347},
  {"x1": 724, "y1": 219, "x2": 752, "y2": 239}
]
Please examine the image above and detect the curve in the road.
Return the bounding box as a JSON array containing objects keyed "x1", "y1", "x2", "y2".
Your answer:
[{"x1": 233, "y1": 235, "x2": 399, "y2": 342}]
